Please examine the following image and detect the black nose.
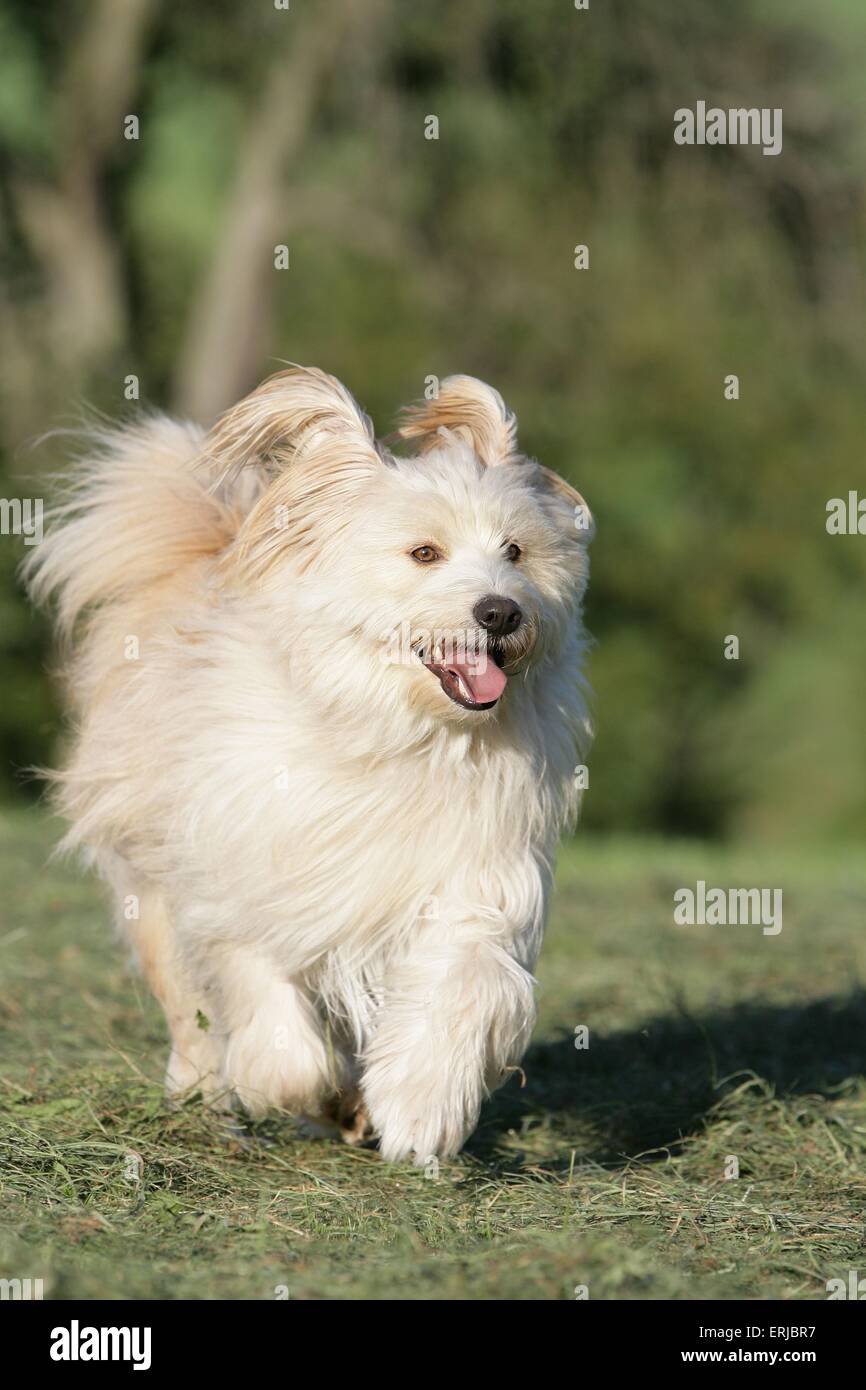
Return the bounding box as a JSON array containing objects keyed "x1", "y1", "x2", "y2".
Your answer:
[{"x1": 473, "y1": 594, "x2": 523, "y2": 636}]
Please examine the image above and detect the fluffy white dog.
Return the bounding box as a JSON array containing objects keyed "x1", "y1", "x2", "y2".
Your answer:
[{"x1": 25, "y1": 367, "x2": 593, "y2": 1162}]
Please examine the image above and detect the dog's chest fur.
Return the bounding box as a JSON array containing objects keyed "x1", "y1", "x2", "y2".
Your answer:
[{"x1": 176, "y1": 668, "x2": 559, "y2": 968}]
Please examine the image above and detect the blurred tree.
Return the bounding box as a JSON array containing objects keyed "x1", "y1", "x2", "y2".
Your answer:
[
  {"x1": 0, "y1": 0, "x2": 156, "y2": 444},
  {"x1": 0, "y1": 0, "x2": 864, "y2": 842}
]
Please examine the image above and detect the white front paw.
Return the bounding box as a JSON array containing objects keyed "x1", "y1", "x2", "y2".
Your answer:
[{"x1": 364, "y1": 1058, "x2": 484, "y2": 1164}]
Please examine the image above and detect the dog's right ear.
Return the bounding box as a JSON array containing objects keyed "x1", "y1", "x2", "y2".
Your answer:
[
  {"x1": 207, "y1": 366, "x2": 384, "y2": 580},
  {"x1": 204, "y1": 365, "x2": 381, "y2": 485}
]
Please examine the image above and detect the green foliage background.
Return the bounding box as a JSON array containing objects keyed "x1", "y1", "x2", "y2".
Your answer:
[{"x1": 1, "y1": 0, "x2": 864, "y2": 843}]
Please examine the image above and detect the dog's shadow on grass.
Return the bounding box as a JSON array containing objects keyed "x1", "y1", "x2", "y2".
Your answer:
[{"x1": 465, "y1": 991, "x2": 866, "y2": 1171}]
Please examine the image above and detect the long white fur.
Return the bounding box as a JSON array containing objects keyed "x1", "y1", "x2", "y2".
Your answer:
[{"x1": 24, "y1": 367, "x2": 593, "y2": 1163}]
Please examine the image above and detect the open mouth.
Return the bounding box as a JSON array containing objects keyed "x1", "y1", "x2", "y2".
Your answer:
[{"x1": 421, "y1": 644, "x2": 508, "y2": 711}]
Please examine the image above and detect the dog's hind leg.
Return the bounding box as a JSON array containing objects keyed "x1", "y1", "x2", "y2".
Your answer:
[
  {"x1": 316, "y1": 1085, "x2": 374, "y2": 1146},
  {"x1": 218, "y1": 950, "x2": 338, "y2": 1118},
  {"x1": 107, "y1": 864, "x2": 224, "y2": 1102}
]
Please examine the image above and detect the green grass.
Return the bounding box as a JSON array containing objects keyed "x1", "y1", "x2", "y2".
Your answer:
[{"x1": 1, "y1": 805, "x2": 865, "y2": 1300}]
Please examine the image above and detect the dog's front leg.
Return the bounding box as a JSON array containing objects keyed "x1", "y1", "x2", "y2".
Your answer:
[{"x1": 362, "y1": 934, "x2": 536, "y2": 1164}]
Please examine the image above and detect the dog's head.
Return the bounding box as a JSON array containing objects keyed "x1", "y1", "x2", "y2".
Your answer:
[{"x1": 207, "y1": 367, "x2": 592, "y2": 725}]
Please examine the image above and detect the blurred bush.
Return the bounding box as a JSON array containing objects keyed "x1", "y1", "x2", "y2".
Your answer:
[{"x1": 1, "y1": 0, "x2": 864, "y2": 842}]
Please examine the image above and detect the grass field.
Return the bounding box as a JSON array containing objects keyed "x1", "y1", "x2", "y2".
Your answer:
[{"x1": 1, "y1": 804, "x2": 865, "y2": 1301}]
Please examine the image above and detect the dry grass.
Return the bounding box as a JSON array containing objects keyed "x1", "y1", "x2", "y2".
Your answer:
[{"x1": 2, "y1": 806, "x2": 865, "y2": 1299}]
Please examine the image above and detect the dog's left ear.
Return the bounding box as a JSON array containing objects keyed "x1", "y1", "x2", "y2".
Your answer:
[
  {"x1": 397, "y1": 375, "x2": 593, "y2": 544},
  {"x1": 396, "y1": 375, "x2": 519, "y2": 468},
  {"x1": 534, "y1": 465, "x2": 595, "y2": 546}
]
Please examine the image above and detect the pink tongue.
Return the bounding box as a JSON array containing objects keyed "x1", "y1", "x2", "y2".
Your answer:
[{"x1": 450, "y1": 656, "x2": 508, "y2": 704}]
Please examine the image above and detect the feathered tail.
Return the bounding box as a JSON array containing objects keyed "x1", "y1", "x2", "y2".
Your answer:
[{"x1": 22, "y1": 414, "x2": 247, "y2": 640}]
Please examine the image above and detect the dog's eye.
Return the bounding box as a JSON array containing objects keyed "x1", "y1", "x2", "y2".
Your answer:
[
  {"x1": 411, "y1": 545, "x2": 441, "y2": 564},
  {"x1": 505, "y1": 543, "x2": 522, "y2": 562}
]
